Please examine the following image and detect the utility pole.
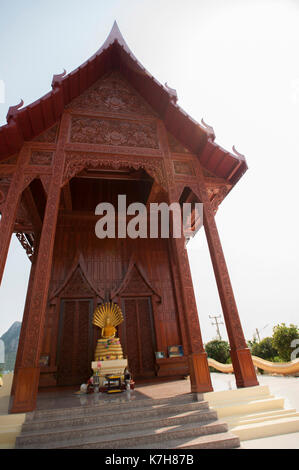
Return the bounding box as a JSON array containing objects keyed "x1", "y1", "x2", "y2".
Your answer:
[
  {"x1": 209, "y1": 314, "x2": 224, "y2": 341},
  {"x1": 255, "y1": 328, "x2": 261, "y2": 342},
  {"x1": 254, "y1": 324, "x2": 270, "y2": 343}
]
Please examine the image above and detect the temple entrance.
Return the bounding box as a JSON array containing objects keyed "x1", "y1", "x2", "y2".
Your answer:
[
  {"x1": 57, "y1": 299, "x2": 94, "y2": 386},
  {"x1": 120, "y1": 297, "x2": 156, "y2": 378}
]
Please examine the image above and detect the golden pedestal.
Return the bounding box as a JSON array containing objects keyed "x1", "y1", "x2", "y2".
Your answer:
[
  {"x1": 94, "y1": 338, "x2": 124, "y2": 361},
  {"x1": 91, "y1": 359, "x2": 128, "y2": 387}
]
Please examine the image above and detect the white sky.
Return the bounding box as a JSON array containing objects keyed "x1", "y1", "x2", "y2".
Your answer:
[{"x1": 0, "y1": 0, "x2": 298, "y2": 342}]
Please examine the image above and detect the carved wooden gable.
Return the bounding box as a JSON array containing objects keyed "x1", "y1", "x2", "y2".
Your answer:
[
  {"x1": 67, "y1": 71, "x2": 157, "y2": 118},
  {"x1": 112, "y1": 261, "x2": 161, "y2": 300},
  {"x1": 58, "y1": 266, "x2": 99, "y2": 298},
  {"x1": 33, "y1": 123, "x2": 59, "y2": 143},
  {"x1": 70, "y1": 116, "x2": 159, "y2": 148},
  {"x1": 167, "y1": 132, "x2": 191, "y2": 154},
  {"x1": 121, "y1": 265, "x2": 153, "y2": 296}
]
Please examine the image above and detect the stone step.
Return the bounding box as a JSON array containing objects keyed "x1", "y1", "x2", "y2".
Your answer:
[
  {"x1": 232, "y1": 415, "x2": 299, "y2": 441},
  {"x1": 27, "y1": 393, "x2": 197, "y2": 423},
  {"x1": 227, "y1": 409, "x2": 299, "y2": 427},
  {"x1": 203, "y1": 385, "x2": 271, "y2": 406},
  {"x1": 16, "y1": 408, "x2": 218, "y2": 448},
  {"x1": 22, "y1": 400, "x2": 209, "y2": 433},
  {"x1": 213, "y1": 397, "x2": 285, "y2": 419},
  {"x1": 132, "y1": 431, "x2": 240, "y2": 449},
  {"x1": 41, "y1": 419, "x2": 229, "y2": 449}
]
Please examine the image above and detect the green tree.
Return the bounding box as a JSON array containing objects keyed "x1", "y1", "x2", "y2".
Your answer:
[
  {"x1": 250, "y1": 337, "x2": 278, "y2": 362},
  {"x1": 205, "y1": 340, "x2": 230, "y2": 364},
  {"x1": 272, "y1": 323, "x2": 299, "y2": 362}
]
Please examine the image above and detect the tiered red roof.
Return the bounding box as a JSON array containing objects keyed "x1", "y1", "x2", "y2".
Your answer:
[{"x1": 0, "y1": 22, "x2": 247, "y2": 186}]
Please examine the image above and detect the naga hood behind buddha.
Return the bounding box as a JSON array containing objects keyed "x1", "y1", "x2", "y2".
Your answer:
[{"x1": 93, "y1": 302, "x2": 124, "y2": 361}]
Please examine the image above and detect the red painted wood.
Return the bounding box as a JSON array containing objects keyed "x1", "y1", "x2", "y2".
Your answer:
[
  {"x1": 0, "y1": 44, "x2": 255, "y2": 411},
  {"x1": 57, "y1": 299, "x2": 93, "y2": 386}
]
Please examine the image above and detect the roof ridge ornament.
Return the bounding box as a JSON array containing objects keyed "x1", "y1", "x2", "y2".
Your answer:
[
  {"x1": 52, "y1": 69, "x2": 67, "y2": 89},
  {"x1": 6, "y1": 99, "x2": 24, "y2": 123},
  {"x1": 97, "y1": 21, "x2": 130, "y2": 55},
  {"x1": 165, "y1": 83, "x2": 178, "y2": 103},
  {"x1": 232, "y1": 145, "x2": 245, "y2": 160},
  {"x1": 201, "y1": 118, "x2": 215, "y2": 140}
]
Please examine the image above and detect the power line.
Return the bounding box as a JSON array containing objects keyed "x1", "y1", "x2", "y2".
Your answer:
[{"x1": 209, "y1": 314, "x2": 224, "y2": 341}]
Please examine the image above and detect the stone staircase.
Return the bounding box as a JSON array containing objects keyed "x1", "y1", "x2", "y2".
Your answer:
[
  {"x1": 203, "y1": 385, "x2": 299, "y2": 441},
  {"x1": 15, "y1": 394, "x2": 240, "y2": 449}
]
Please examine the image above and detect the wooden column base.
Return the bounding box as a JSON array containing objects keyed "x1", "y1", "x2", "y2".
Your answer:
[
  {"x1": 188, "y1": 352, "x2": 213, "y2": 393},
  {"x1": 10, "y1": 367, "x2": 40, "y2": 414},
  {"x1": 230, "y1": 348, "x2": 259, "y2": 388}
]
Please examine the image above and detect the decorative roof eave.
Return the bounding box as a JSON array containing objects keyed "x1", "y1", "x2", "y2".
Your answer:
[{"x1": 0, "y1": 21, "x2": 247, "y2": 188}]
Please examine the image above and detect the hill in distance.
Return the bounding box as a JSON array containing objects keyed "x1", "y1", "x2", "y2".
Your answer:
[{"x1": 0, "y1": 321, "x2": 21, "y2": 372}]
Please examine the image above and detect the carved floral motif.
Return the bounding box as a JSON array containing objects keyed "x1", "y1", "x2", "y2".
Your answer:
[
  {"x1": 167, "y1": 132, "x2": 191, "y2": 154},
  {"x1": 63, "y1": 152, "x2": 166, "y2": 189},
  {"x1": 207, "y1": 185, "x2": 230, "y2": 213},
  {"x1": 34, "y1": 124, "x2": 58, "y2": 143},
  {"x1": 58, "y1": 267, "x2": 97, "y2": 298},
  {"x1": 173, "y1": 160, "x2": 195, "y2": 176},
  {"x1": 30, "y1": 151, "x2": 53, "y2": 166},
  {"x1": 16, "y1": 233, "x2": 34, "y2": 261},
  {"x1": 70, "y1": 116, "x2": 159, "y2": 149},
  {"x1": 68, "y1": 71, "x2": 155, "y2": 116}
]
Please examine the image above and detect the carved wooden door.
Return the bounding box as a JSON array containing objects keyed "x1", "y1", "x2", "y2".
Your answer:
[
  {"x1": 57, "y1": 299, "x2": 93, "y2": 386},
  {"x1": 121, "y1": 297, "x2": 156, "y2": 378}
]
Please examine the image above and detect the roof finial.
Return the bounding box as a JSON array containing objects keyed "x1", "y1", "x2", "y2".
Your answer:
[
  {"x1": 201, "y1": 118, "x2": 215, "y2": 140},
  {"x1": 232, "y1": 145, "x2": 245, "y2": 160},
  {"x1": 6, "y1": 99, "x2": 24, "y2": 122},
  {"x1": 52, "y1": 69, "x2": 67, "y2": 89},
  {"x1": 165, "y1": 83, "x2": 178, "y2": 103},
  {"x1": 97, "y1": 20, "x2": 128, "y2": 53}
]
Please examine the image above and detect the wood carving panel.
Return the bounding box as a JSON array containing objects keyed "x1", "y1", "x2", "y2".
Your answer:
[
  {"x1": 68, "y1": 71, "x2": 156, "y2": 117},
  {"x1": 138, "y1": 298, "x2": 156, "y2": 374},
  {"x1": 33, "y1": 124, "x2": 59, "y2": 143},
  {"x1": 173, "y1": 160, "x2": 195, "y2": 176},
  {"x1": 58, "y1": 266, "x2": 97, "y2": 298},
  {"x1": 30, "y1": 151, "x2": 53, "y2": 166},
  {"x1": 122, "y1": 298, "x2": 139, "y2": 376},
  {"x1": 122, "y1": 297, "x2": 156, "y2": 378},
  {"x1": 70, "y1": 116, "x2": 159, "y2": 149},
  {"x1": 0, "y1": 176, "x2": 11, "y2": 206},
  {"x1": 57, "y1": 299, "x2": 92, "y2": 386},
  {"x1": 63, "y1": 152, "x2": 166, "y2": 189},
  {"x1": 167, "y1": 132, "x2": 191, "y2": 154}
]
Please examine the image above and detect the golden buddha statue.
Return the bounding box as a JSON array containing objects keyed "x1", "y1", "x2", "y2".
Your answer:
[{"x1": 93, "y1": 302, "x2": 124, "y2": 361}]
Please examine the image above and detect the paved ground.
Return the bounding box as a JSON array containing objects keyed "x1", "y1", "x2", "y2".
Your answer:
[{"x1": 2, "y1": 372, "x2": 299, "y2": 448}]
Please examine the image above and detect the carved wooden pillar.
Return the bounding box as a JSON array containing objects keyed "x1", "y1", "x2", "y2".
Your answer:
[
  {"x1": 10, "y1": 114, "x2": 70, "y2": 413},
  {"x1": 157, "y1": 121, "x2": 213, "y2": 393},
  {"x1": 195, "y1": 164, "x2": 258, "y2": 388},
  {"x1": 0, "y1": 147, "x2": 29, "y2": 285},
  {"x1": 11, "y1": 235, "x2": 40, "y2": 396},
  {"x1": 170, "y1": 235, "x2": 213, "y2": 393}
]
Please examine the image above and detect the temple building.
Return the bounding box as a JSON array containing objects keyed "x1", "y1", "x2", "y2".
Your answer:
[{"x1": 0, "y1": 22, "x2": 258, "y2": 413}]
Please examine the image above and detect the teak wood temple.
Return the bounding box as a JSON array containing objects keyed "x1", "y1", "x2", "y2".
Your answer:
[{"x1": 0, "y1": 23, "x2": 258, "y2": 413}]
